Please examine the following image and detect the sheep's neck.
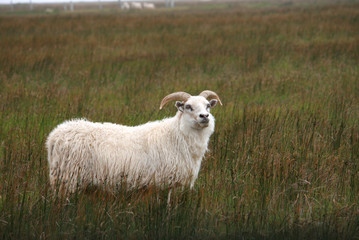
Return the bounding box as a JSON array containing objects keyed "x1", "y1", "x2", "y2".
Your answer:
[{"x1": 176, "y1": 113, "x2": 212, "y2": 162}]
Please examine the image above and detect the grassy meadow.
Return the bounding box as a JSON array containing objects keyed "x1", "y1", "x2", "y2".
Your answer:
[{"x1": 1, "y1": 1, "x2": 359, "y2": 239}]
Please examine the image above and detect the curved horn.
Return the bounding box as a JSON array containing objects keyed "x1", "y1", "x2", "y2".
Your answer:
[
  {"x1": 159, "y1": 92, "x2": 191, "y2": 109},
  {"x1": 199, "y1": 90, "x2": 223, "y2": 106}
]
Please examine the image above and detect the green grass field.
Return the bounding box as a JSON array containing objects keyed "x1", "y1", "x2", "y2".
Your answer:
[{"x1": 1, "y1": 1, "x2": 359, "y2": 239}]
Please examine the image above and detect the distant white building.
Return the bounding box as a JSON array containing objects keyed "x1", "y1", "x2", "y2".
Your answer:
[
  {"x1": 130, "y1": 2, "x2": 142, "y2": 9},
  {"x1": 143, "y1": 2, "x2": 155, "y2": 9},
  {"x1": 120, "y1": 1, "x2": 130, "y2": 10}
]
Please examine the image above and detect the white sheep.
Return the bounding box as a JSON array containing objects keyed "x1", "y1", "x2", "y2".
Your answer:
[
  {"x1": 142, "y1": 2, "x2": 156, "y2": 9},
  {"x1": 46, "y1": 90, "x2": 222, "y2": 193},
  {"x1": 130, "y1": 2, "x2": 142, "y2": 9}
]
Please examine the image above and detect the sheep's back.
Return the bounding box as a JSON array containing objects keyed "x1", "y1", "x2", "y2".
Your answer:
[{"x1": 46, "y1": 118, "x2": 189, "y2": 189}]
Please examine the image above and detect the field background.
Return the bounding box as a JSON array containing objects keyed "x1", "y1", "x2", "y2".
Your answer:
[{"x1": 1, "y1": 0, "x2": 359, "y2": 239}]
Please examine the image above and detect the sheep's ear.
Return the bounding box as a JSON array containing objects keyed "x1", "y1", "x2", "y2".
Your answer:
[
  {"x1": 175, "y1": 101, "x2": 184, "y2": 112},
  {"x1": 209, "y1": 99, "x2": 218, "y2": 108}
]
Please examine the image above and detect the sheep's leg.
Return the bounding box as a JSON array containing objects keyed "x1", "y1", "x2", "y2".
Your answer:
[{"x1": 49, "y1": 168, "x2": 71, "y2": 197}]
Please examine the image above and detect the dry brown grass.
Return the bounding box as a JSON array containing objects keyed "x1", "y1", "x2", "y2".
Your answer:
[{"x1": 0, "y1": 2, "x2": 358, "y2": 239}]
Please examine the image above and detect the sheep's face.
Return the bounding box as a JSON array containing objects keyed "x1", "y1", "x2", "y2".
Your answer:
[{"x1": 176, "y1": 96, "x2": 218, "y2": 130}]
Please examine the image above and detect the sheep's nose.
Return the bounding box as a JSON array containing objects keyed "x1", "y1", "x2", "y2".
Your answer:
[{"x1": 199, "y1": 113, "x2": 209, "y2": 119}]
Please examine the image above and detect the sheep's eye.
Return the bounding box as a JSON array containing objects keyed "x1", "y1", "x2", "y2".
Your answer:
[
  {"x1": 207, "y1": 104, "x2": 211, "y2": 109},
  {"x1": 185, "y1": 105, "x2": 193, "y2": 111}
]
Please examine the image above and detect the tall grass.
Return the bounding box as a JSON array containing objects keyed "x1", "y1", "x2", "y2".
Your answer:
[{"x1": 0, "y1": 2, "x2": 359, "y2": 239}]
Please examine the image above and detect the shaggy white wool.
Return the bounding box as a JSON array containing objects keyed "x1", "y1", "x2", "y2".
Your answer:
[{"x1": 47, "y1": 95, "x2": 217, "y2": 193}]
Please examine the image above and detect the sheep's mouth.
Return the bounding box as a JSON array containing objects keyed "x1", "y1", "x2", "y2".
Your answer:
[
  {"x1": 198, "y1": 120, "x2": 209, "y2": 128},
  {"x1": 192, "y1": 118, "x2": 210, "y2": 129}
]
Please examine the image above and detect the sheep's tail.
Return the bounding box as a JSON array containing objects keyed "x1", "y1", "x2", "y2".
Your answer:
[
  {"x1": 46, "y1": 135, "x2": 59, "y2": 189},
  {"x1": 46, "y1": 135, "x2": 54, "y2": 166}
]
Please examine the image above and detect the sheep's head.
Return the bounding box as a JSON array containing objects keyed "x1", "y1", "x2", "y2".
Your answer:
[{"x1": 160, "y1": 90, "x2": 222, "y2": 130}]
